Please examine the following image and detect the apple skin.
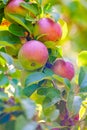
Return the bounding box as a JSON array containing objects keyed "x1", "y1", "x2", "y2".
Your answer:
[
  {"x1": 34, "y1": 18, "x2": 62, "y2": 42},
  {"x1": 4, "y1": 0, "x2": 27, "y2": 17},
  {"x1": 18, "y1": 40, "x2": 48, "y2": 71},
  {"x1": 51, "y1": 58, "x2": 75, "y2": 80},
  {"x1": 4, "y1": 0, "x2": 28, "y2": 22}
]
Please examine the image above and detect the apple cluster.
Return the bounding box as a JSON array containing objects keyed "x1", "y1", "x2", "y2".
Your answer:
[{"x1": 4, "y1": 0, "x2": 75, "y2": 81}]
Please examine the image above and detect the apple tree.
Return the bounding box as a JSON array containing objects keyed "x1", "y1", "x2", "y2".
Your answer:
[{"x1": 0, "y1": 0, "x2": 87, "y2": 130}]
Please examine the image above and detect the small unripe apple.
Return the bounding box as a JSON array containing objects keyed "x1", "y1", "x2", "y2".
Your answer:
[
  {"x1": 34, "y1": 18, "x2": 62, "y2": 42},
  {"x1": 51, "y1": 58, "x2": 75, "y2": 80},
  {"x1": 18, "y1": 40, "x2": 48, "y2": 71}
]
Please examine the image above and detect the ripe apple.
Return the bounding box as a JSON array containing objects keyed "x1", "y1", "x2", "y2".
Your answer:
[
  {"x1": 34, "y1": 18, "x2": 62, "y2": 42},
  {"x1": 51, "y1": 58, "x2": 75, "y2": 80},
  {"x1": 18, "y1": 40, "x2": 48, "y2": 71},
  {"x1": 4, "y1": 0, "x2": 27, "y2": 17},
  {"x1": 4, "y1": 0, "x2": 28, "y2": 22}
]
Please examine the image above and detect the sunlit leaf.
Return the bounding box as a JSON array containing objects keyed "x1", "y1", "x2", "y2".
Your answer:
[
  {"x1": 20, "y1": 2, "x2": 39, "y2": 16},
  {"x1": 43, "y1": 106, "x2": 59, "y2": 121},
  {"x1": 7, "y1": 13, "x2": 33, "y2": 33},
  {"x1": 78, "y1": 51, "x2": 87, "y2": 67},
  {"x1": 58, "y1": 19, "x2": 68, "y2": 40},
  {"x1": 0, "y1": 52, "x2": 13, "y2": 65},
  {"x1": 0, "y1": 31, "x2": 21, "y2": 46},
  {"x1": 0, "y1": 56, "x2": 6, "y2": 66}
]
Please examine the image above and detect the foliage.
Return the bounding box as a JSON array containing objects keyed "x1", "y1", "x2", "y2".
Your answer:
[{"x1": 0, "y1": 0, "x2": 87, "y2": 130}]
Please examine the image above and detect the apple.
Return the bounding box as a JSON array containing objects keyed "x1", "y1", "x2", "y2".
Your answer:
[
  {"x1": 34, "y1": 18, "x2": 62, "y2": 42},
  {"x1": 4, "y1": 0, "x2": 27, "y2": 16},
  {"x1": 4, "y1": 0, "x2": 28, "y2": 22},
  {"x1": 51, "y1": 58, "x2": 75, "y2": 80},
  {"x1": 18, "y1": 40, "x2": 48, "y2": 71}
]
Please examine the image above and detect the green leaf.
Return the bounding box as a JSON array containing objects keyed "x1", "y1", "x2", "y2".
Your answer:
[
  {"x1": 44, "y1": 68, "x2": 54, "y2": 76},
  {"x1": 67, "y1": 89, "x2": 74, "y2": 112},
  {"x1": 0, "y1": 73, "x2": 9, "y2": 86},
  {"x1": 5, "y1": 121, "x2": 15, "y2": 130},
  {"x1": 78, "y1": 51, "x2": 87, "y2": 67},
  {"x1": 37, "y1": 87, "x2": 59, "y2": 96},
  {"x1": 50, "y1": 12, "x2": 60, "y2": 22},
  {"x1": 9, "y1": 23, "x2": 26, "y2": 37},
  {"x1": 37, "y1": 87, "x2": 53, "y2": 96},
  {"x1": 48, "y1": 46, "x2": 63, "y2": 63},
  {"x1": 25, "y1": 72, "x2": 51, "y2": 86},
  {"x1": 0, "y1": 8, "x2": 4, "y2": 24},
  {"x1": 15, "y1": 115, "x2": 27, "y2": 130},
  {"x1": 7, "y1": 13, "x2": 33, "y2": 34},
  {"x1": 25, "y1": 15, "x2": 37, "y2": 22},
  {"x1": 23, "y1": 84, "x2": 40, "y2": 97},
  {"x1": 79, "y1": 67, "x2": 87, "y2": 92},
  {"x1": 20, "y1": 2, "x2": 39, "y2": 16},
  {"x1": 52, "y1": 74, "x2": 64, "y2": 83},
  {"x1": 43, "y1": 88, "x2": 61, "y2": 108},
  {"x1": 0, "y1": 91, "x2": 8, "y2": 99},
  {"x1": 37, "y1": 87, "x2": 49, "y2": 95},
  {"x1": 20, "y1": 98, "x2": 36, "y2": 119},
  {"x1": 0, "y1": 52, "x2": 13, "y2": 65},
  {"x1": 23, "y1": 121, "x2": 38, "y2": 130},
  {"x1": 44, "y1": 4, "x2": 60, "y2": 22},
  {"x1": 0, "y1": 56, "x2": 6, "y2": 66},
  {"x1": 44, "y1": 41, "x2": 58, "y2": 48},
  {"x1": 72, "y1": 96, "x2": 82, "y2": 114},
  {"x1": 64, "y1": 78, "x2": 72, "y2": 89},
  {"x1": 43, "y1": 106, "x2": 59, "y2": 121},
  {"x1": 1, "y1": 0, "x2": 8, "y2": 5},
  {"x1": 0, "y1": 31, "x2": 21, "y2": 46}
]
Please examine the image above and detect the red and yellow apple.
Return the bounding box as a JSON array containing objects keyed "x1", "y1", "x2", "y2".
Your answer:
[
  {"x1": 51, "y1": 58, "x2": 75, "y2": 80},
  {"x1": 18, "y1": 40, "x2": 48, "y2": 71},
  {"x1": 4, "y1": 0, "x2": 27, "y2": 17},
  {"x1": 34, "y1": 18, "x2": 62, "y2": 42}
]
